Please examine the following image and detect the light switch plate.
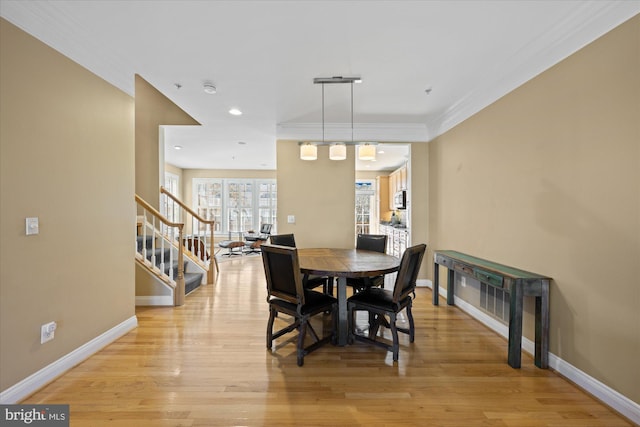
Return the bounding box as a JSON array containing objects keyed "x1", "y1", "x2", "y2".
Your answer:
[
  {"x1": 26, "y1": 217, "x2": 39, "y2": 235},
  {"x1": 287, "y1": 215, "x2": 295, "y2": 224}
]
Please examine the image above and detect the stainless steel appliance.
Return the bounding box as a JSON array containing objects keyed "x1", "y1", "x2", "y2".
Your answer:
[{"x1": 393, "y1": 190, "x2": 406, "y2": 210}]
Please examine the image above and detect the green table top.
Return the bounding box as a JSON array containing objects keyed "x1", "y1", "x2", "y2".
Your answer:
[{"x1": 435, "y1": 250, "x2": 551, "y2": 280}]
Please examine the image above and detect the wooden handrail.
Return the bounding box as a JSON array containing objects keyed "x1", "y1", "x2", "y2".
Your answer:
[
  {"x1": 135, "y1": 193, "x2": 185, "y2": 306},
  {"x1": 160, "y1": 186, "x2": 217, "y2": 284},
  {"x1": 135, "y1": 194, "x2": 183, "y2": 229},
  {"x1": 161, "y1": 186, "x2": 214, "y2": 225}
]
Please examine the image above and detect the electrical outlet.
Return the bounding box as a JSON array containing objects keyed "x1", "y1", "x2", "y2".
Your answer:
[
  {"x1": 287, "y1": 215, "x2": 295, "y2": 224},
  {"x1": 460, "y1": 276, "x2": 467, "y2": 287},
  {"x1": 41, "y1": 321, "x2": 57, "y2": 344}
]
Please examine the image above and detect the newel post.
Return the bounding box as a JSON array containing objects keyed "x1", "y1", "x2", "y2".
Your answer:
[
  {"x1": 208, "y1": 223, "x2": 216, "y2": 284},
  {"x1": 175, "y1": 225, "x2": 185, "y2": 306}
]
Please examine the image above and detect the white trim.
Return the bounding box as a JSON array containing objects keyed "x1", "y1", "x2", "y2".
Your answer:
[
  {"x1": 135, "y1": 295, "x2": 174, "y2": 306},
  {"x1": 432, "y1": 284, "x2": 640, "y2": 424},
  {"x1": 426, "y1": 2, "x2": 640, "y2": 142},
  {"x1": 549, "y1": 354, "x2": 640, "y2": 425},
  {"x1": 277, "y1": 122, "x2": 429, "y2": 142},
  {"x1": 0, "y1": 316, "x2": 137, "y2": 404},
  {"x1": 416, "y1": 279, "x2": 431, "y2": 288}
]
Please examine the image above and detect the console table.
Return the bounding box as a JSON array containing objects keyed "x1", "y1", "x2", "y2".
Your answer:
[{"x1": 433, "y1": 250, "x2": 550, "y2": 369}]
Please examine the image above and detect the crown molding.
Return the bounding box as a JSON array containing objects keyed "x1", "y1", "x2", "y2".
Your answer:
[
  {"x1": 276, "y1": 122, "x2": 429, "y2": 142},
  {"x1": 426, "y1": 1, "x2": 640, "y2": 140}
]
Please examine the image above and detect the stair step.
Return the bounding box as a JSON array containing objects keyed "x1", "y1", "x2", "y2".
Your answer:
[
  {"x1": 137, "y1": 240, "x2": 203, "y2": 296},
  {"x1": 185, "y1": 272, "x2": 203, "y2": 295},
  {"x1": 136, "y1": 235, "x2": 155, "y2": 251}
]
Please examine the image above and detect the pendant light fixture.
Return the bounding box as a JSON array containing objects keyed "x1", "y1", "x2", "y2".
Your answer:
[
  {"x1": 299, "y1": 76, "x2": 376, "y2": 161},
  {"x1": 300, "y1": 142, "x2": 317, "y2": 160},
  {"x1": 358, "y1": 143, "x2": 376, "y2": 161},
  {"x1": 329, "y1": 143, "x2": 347, "y2": 160}
]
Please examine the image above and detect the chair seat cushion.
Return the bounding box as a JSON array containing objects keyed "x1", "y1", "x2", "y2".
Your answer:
[
  {"x1": 347, "y1": 287, "x2": 410, "y2": 312},
  {"x1": 270, "y1": 290, "x2": 336, "y2": 315},
  {"x1": 219, "y1": 240, "x2": 245, "y2": 249}
]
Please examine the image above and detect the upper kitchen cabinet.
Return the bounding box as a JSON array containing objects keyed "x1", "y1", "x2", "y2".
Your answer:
[{"x1": 388, "y1": 163, "x2": 408, "y2": 209}]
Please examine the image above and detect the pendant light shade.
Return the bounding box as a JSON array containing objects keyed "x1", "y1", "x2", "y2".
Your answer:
[
  {"x1": 300, "y1": 143, "x2": 317, "y2": 161},
  {"x1": 329, "y1": 143, "x2": 347, "y2": 160},
  {"x1": 358, "y1": 143, "x2": 376, "y2": 161}
]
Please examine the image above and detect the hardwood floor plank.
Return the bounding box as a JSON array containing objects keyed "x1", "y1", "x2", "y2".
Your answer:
[{"x1": 21, "y1": 255, "x2": 633, "y2": 426}]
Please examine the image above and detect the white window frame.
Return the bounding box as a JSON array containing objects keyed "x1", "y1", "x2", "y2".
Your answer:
[{"x1": 192, "y1": 178, "x2": 277, "y2": 236}]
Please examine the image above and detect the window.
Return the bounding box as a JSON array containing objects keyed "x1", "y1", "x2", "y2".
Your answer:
[
  {"x1": 355, "y1": 180, "x2": 375, "y2": 236},
  {"x1": 193, "y1": 178, "x2": 276, "y2": 235},
  {"x1": 163, "y1": 172, "x2": 181, "y2": 224}
]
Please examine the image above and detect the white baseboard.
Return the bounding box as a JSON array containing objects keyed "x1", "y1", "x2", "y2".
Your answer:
[
  {"x1": 0, "y1": 316, "x2": 138, "y2": 404},
  {"x1": 416, "y1": 279, "x2": 432, "y2": 288},
  {"x1": 549, "y1": 354, "x2": 640, "y2": 424},
  {"x1": 429, "y1": 284, "x2": 639, "y2": 424},
  {"x1": 135, "y1": 295, "x2": 174, "y2": 306}
]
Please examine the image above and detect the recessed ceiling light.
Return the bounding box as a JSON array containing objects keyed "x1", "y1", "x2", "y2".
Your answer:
[
  {"x1": 229, "y1": 108, "x2": 242, "y2": 116},
  {"x1": 425, "y1": 87, "x2": 433, "y2": 95},
  {"x1": 238, "y1": 141, "x2": 247, "y2": 145},
  {"x1": 173, "y1": 145, "x2": 182, "y2": 150},
  {"x1": 378, "y1": 150, "x2": 385, "y2": 154},
  {"x1": 203, "y1": 83, "x2": 216, "y2": 94}
]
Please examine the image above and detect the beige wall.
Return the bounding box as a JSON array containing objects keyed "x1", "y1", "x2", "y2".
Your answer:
[
  {"x1": 428, "y1": 15, "x2": 639, "y2": 402},
  {"x1": 409, "y1": 142, "x2": 430, "y2": 280},
  {"x1": 135, "y1": 76, "x2": 199, "y2": 209},
  {"x1": 0, "y1": 19, "x2": 135, "y2": 391},
  {"x1": 276, "y1": 141, "x2": 355, "y2": 248}
]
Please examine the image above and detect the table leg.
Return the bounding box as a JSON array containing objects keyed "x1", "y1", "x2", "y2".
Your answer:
[
  {"x1": 433, "y1": 261, "x2": 440, "y2": 305},
  {"x1": 447, "y1": 268, "x2": 455, "y2": 306},
  {"x1": 508, "y1": 283, "x2": 524, "y2": 368},
  {"x1": 535, "y1": 280, "x2": 550, "y2": 368},
  {"x1": 336, "y1": 276, "x2": 348, "y2": 346}
]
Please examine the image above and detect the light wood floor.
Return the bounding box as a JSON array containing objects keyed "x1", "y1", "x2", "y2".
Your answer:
[{"x1": 24, "y1": 255, "x2": 633, "y2": 426}]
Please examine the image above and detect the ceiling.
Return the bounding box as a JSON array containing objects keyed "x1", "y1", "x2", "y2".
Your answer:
[{"x1": 2, "y1": 1, "x2": 638, "y2": 171}]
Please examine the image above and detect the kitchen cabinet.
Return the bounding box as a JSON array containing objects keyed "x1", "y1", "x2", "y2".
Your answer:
[
  {"x1": 388, "y1": 163, "x2": 408, "y2": 210},
  {"x1": 379, "y1": 224, "x2": 409, "y2": 258},
  {"x1": 375, "y1": 176, "x2": 390, "y2": 226}
]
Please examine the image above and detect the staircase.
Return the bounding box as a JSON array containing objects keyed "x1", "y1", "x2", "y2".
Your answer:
[
  {"x1": 135, "y1": 189, "x2": 216, "y2": 306},
  {"x1": 136, "y1": 235, "x2": 203, "y2": 295}
]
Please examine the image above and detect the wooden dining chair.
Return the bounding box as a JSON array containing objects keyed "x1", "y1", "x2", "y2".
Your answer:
[
  {"x1": 261, "y1": 244, "x2": 337, "y2": 366},
  {"x1": 347, "y1": 243, "x2": 426, "y2": 362},
  {"x1": 347, "y1": 234, "x2": 388, "y2": 293},
  {"x1": 269, "y1": 234, "x2": 333, "y2": 295}
]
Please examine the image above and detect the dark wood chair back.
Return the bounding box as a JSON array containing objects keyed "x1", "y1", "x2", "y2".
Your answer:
[
  {"x1": 356, "y1": 234, "x2": 387, "y2": 253},
  {"x1": 270, "y1": 233, "x2": 296, "y2": 247},
  {"x1": 261, "y1": 244, "x2": 305, "y2": 305},
  {"x1": 392, "y1": 244, "x2": 427, "y2": 303}
]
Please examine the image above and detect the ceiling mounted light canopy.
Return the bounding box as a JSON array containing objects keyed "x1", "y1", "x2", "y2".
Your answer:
[{"x1": 299, "y1": 76, "x2": 376, "y2": 162}]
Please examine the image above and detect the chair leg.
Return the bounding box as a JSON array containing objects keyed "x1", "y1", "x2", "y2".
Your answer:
[
  {"x1": 406, "y1": 301, "x2": 415, "y2": 343},
  {"x1": 325, "y1": 277, "x2": 334, "y2": 296},
  {"x1": 266, "y1": 308, "x2": 276, "y2": 350},
  {"x1": 297, "y1": 321, "x2": 308, "y2": 366},
  {"x1": 369, "y1": 313, "x2": 381, "y2": 339},
  {"x1": 389, "y1": 312, "x2": 399, "y2": 361},
  {"x1": 348, "y1": 303, "x2": 355, "y2": 344},
  {"x1": 332, "y1": 303, "x2": 338, "y2": 344}
]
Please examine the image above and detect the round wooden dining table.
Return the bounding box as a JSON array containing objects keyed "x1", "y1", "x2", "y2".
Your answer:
[{"x1": 297, "y1": 248, "x2": 400, "y2": 346}]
